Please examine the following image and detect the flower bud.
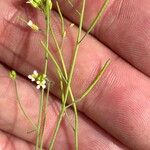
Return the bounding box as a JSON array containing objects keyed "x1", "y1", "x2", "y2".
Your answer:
[
  {"x1": 9, "y1": 70, "x2": 17, "y2": 80},
  {"x1": 27, "y1": 20, "x2": 39, "y2": 31}
]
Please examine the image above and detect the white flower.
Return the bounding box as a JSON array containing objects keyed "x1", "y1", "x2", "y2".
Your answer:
[
  {"x1": 36, "y1": 80, "x2": 46, "y2": 89},
  {"x1": 33, "y1": 70, "x2": 38, "y2": 77},
  {"x1": 28, "y1": 70, "x2": 38, "y2": 81},
  {"x1": 28, "y1": 70, "x2": 47, "y2": 90},
  {"x1": 28, "y1": 75, "x2": 35, "y2": 81}
]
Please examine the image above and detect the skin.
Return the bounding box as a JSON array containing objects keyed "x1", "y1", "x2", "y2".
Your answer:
[{"x1": 0, "y1": 0, "x2": 150, "y2": 149}]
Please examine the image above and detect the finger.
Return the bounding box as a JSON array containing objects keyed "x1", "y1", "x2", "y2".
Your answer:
[
  {"x1": 52, "y1": 0, "x2": 150, "y2": 76},
  {"x1": 0, "y1": 130, "x2": 35, "y2": 150},
  {"x1": 0, "y1": 64, "x2": 127, "y2": 150},
  {"x1": 0, "y1": 1, "x2": 150, "y2": 150}
]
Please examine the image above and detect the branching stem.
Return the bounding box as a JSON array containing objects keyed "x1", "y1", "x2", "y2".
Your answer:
[{"x1": 36, "y1": 1, "x2": 51, "y2": 150}]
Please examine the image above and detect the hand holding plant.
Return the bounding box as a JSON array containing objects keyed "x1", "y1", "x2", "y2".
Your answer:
[{"x1": 0, "y1": 0, "x2": 150, "y2": 150}]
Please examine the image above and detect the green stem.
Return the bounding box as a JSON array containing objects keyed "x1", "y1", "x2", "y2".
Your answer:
[
  {"x1": 65, "y1": 0, "x2": 81, "y2": 15},
  {"x1": 40, "y1": 81, "x2": 51, "y2": 150},
  {"x1": 65, "y1": 111, "x2": 75, "y2": 131},
  {"x1": 57, "y1": 68, "x2": 65, "y2": 103},
  {"x1": 41, "y1": 42, "x2": 67, "y2": 83},
  {"x1": 56, "y1": 2, "x2": 79, "y2": 149},
  {"x1": 66, "y1": 59, "x2": 110, "y2": 109},
  {"x1": 79, "y1": 59, "x2": 110, "y2": 100},
  {"x1": 44, "y1": 0, "x2": 51, "y2": 75},
  {"x1": 36, "y1": 1, "x2": 51, "y2": 150},
  {"x1": 69, "y1": 89, "x2": 78, "y2": 150},
  {"x1": 48, "y1": 1, "x2": 86, "y2": 149},
  {"x1": 35, "y1": 91, "x2": 44, "y2": 150},
  {"x1": 13, "y1": 80, "x2": 37, "y2": 131},
  {"x1": 56, "y1": 1, "x2": 65, "y2": 38},
  {"x1": 63, "y1": 0, "x2": 86, "y2": 105},
  {"x1": 48, "y1": 105, "x2": 66, "y2": 150},
  {"x1": 42, "y1": 41, "x2": 66, "y2": 104},
  {"x1": 79, "y1": 0, "x2": 109, "y2": 43},
  {"x1": 47, "y1": 0, "x2": 110, "y2": 149},
  {"x1": 44, "y1": 33, "x2": 79, "y2": 149},
  {"x1": 49, "y1": 20, "x2": 68, "y2": 80}
]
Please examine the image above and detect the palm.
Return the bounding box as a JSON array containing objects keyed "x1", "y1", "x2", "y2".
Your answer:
[{"x1": 0, "y1": 0, "x2": 150, "y2": 149}]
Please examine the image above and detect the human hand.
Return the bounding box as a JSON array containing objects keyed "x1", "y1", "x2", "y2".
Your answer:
[{"x1": 0, "y1": 0, "x2": 150, "y2": 149}]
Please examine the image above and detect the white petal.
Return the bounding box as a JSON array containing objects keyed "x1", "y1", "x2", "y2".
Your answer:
[
  {"x1": 27, "y1": 20, "x2": 33, "y2": 27},
  {"x1": 33, "y1": 70, "x2": 38, "y2": 76},
  {"x1": 36, "y1": 81, "x2": 40, "y2": 84},
  {"x1": 31, "y1": 78, "x2": 35, "y2": 82},
  {"x1": 28, "y1": 75, "x2": 32, "y2": 79},
  {"x1": 36, "y1": 85, "x2": 40, "y2": 89}
]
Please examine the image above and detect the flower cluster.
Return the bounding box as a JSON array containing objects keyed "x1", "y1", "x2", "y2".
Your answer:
[{"x1": 28, "y1": 70, "x2": 47, "y2": 89}]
